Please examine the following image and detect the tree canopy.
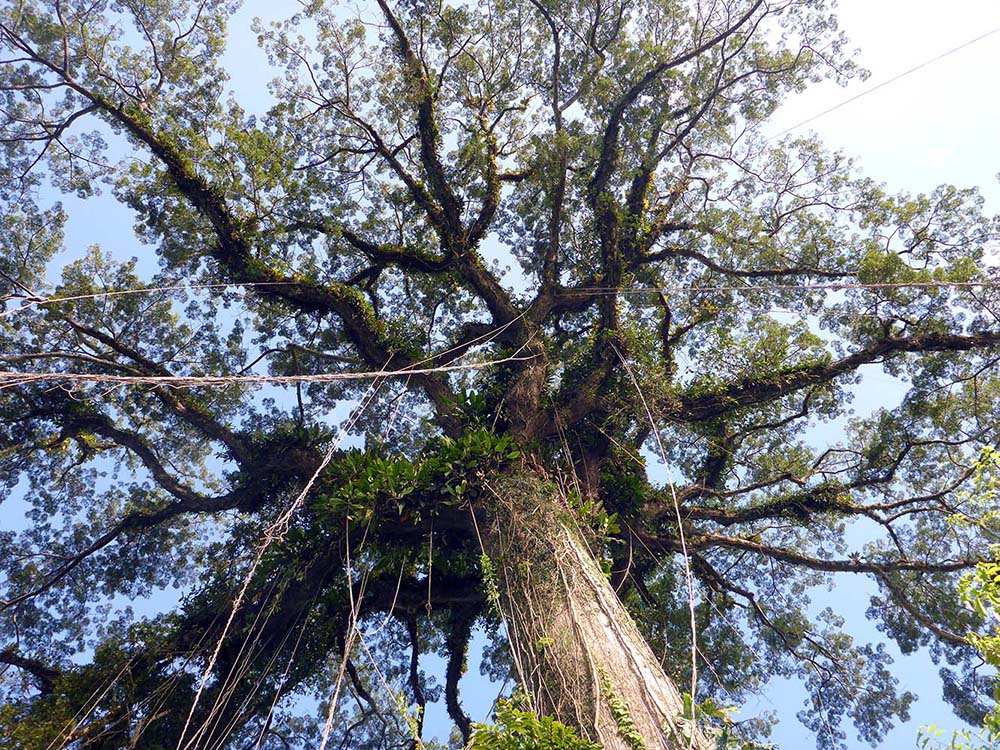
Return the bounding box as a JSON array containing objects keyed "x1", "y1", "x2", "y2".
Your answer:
[{"x1": 1, "y1": 0, "x2": 999, "y2": 748}]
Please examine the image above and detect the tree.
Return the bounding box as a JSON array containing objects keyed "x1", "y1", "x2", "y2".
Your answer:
[{"x1": 1, "y1": 0, "x2": 999, "y2": 748}]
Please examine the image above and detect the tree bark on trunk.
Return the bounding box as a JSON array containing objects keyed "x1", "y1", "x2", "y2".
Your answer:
[{"x1": 481, "y1": 470, "x2": 709, "y2": 750}]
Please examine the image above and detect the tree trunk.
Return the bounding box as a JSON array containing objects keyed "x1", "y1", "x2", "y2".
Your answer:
[{"x1": 481, "y1": 470, "x2": 710, "y2": 750}]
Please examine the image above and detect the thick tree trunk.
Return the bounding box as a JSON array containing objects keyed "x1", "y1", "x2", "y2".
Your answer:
[{"x1": 481, "y1": 471, "x2": 709, "y2": 750}]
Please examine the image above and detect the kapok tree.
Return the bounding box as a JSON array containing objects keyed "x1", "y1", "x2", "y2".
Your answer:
[{"x1": 1, "y1": 1, "x2": 999, "y2": 749}]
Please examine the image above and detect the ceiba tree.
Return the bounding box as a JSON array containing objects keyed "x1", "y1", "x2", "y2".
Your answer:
[{"x1": 1, "y1": 0, "x2": 999, "y2": 748}]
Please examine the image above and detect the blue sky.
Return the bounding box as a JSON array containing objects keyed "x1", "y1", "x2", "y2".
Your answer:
[
  {"x1": 17, "y1": 0, "x2": 1000, "y2": 747},
  {"x1": 770, "y1": 0, "x2": 1000, "y2": 214}
]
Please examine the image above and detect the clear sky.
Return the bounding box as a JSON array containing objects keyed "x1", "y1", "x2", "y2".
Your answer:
[
  {"x1": 34, "y1": 1, "x2": 1000, "y2": 748},
  {"x1": 770, "y1": 0, "x2": 1000, "y2": 212}
]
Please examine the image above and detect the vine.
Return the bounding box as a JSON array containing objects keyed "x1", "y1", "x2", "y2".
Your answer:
[{"x1": 600, "y1": 671, "x2": 646, "y2": 750}]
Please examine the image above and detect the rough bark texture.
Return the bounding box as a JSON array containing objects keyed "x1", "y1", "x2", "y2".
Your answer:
[{"x1": 482, "y1": 471, "x2": 709, "y2": 750}]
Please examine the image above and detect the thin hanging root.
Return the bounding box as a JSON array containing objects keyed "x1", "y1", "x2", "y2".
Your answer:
[
  {"x1": 611, "y1": 343, "x2": 699, "y2": 745},
  {"x1": 47, "y1": 657, "x2": 137, "y2": 750},
  {"x1": 319, "y1": 560, "x2": 422, "y2": 750},
  {"x1": 469, "y1": 499, "x2": 532, "y2": 706},
  {"x1": 556, "y1": 553, "x2": 603, "y2": 732},
  {"x1": 201, "y1": 574, "x2": 329, "y2": 750},
  {"x1": 179, "y1": 375, "x2": 386, "y2": 750},
  {"x1": 247, "y1": 586, "x2": 324, "y2": 750},
  {"x1": 202, "y1": 625, "x2": 294, "y2": 750},
  {"x1": 194, "y1": 579, "x2": 285, "y2": 749},
  {"x1": 318, "y1": 516, "x2": 373, "y2": 750}
]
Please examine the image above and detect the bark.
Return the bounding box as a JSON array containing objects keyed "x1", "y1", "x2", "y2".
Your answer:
[{"x1": 481, "y1": 471, "x2": 710, "y2": 750}]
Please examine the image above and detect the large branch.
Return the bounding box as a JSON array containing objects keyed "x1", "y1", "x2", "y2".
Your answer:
[
  {"x1": 1, "y1": 483, "x2": 251, "y2": 612},
  {"x1": 466, "y1": 112, "x2": 503, "y2": 249},
  {"x1": 586, "y1": 0, "x2": 764, "y2": 206},
  {"x1": 6, "y1": 16, "x2": 516, "y2": 419},
  {"x1": 677, "y1": 483, "x2": 869, "y2": 527},
  {"x1": 674, "y1": 331, "x2": 1000, "y2": 421},
  {"x1": 531, "y1": 275, "x2": 605, "y2": 322},
  {"x1": 444, "y1": 605, "x2": 477, "y2": 743},
  {"x1": 344, "y1": 110, "x2": 449, "y2": 232},
  {"x1": 2, "y1": 391, "x2": 321, "y2": 614},
  {"x1": 375, "y1": 0, "x2": 463, "y2": 239},
  {"x1": 0, "y1": 648, "x2": 60, "y2": 695},
  {"x1": 682, "y1": 531, "x2": 978, "y2": 575},
  {"x1": 60, "y1": 315, "x2": 253, "y2": 465},
  {"x1": 626, "y1": 31, "x2": 810, "y2": 254},
  {"x1": 0, "y1": 31, "x2": 435, "y2": 384},
  {"x1": 642, "y1": 241, "x2": 853, "y2": 279},
  {"x1": 525, "y1": 0, "x2": 571, "y2": 298},
  {"x1": 582, "y1": 4, "x2": 761, "y2": 346},
  {"x1": 38, "y1": 80, "x2": 462, "y2": 432},
  {"x1": 62, "y1": 408, "x2": 242, "y2": 506},
  {"x1": 689, "y1": 553, "x2": 845, "y2": 678},
  {"x1": 99, "y1": 102, "x2": 407, "y2": 365},
  {"x1": 283, "y1": 219, "x2": 452, "y2": 274},
  {"x1": 875, "y1": 571, "x2": 970, "y2": 648},
  {"x1": 338, "y1": 109, "x2": 520, "y2": 330}
]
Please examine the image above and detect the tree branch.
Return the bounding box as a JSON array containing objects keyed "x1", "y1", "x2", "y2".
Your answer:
[
  {"x1": 586, "y1": 0, "x2": 764, "y2": 205},
  {"x1": 444, "y1": 605, "x2": 476, "y2": 743},
  {"x1": 675, "y1": 331, "x2": 1000, "y2": 421},
  {"x1": 0, "y1": 648, "x2": 61, "y2": 695},
  {"x1": 681, "y1": 531, "x2": 978, "y2": 575},
  {"x1": 875, "y1": 571, "x2": 971, "y2": 648}
]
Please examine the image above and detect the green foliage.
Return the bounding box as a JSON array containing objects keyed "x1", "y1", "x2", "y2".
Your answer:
[
  {"x1": 915, "y1": 449, "x2": 1000, "y2": 750},
  {"x1": 481, "y1": 553, "x2": 502, "y2": 615},
  {"x1": 600, "y1": 671, "x2": 646, "y2": 750},
  {"x1": 314, "y1": 428, "x2": 521, "y2": 522},
  {"x1": 598, "y1": 451, "x2": 647, "y2": 520},
  {"x1": 454, "y1": 388, "x2": 497, "y2": 427},
  {"x1": 677, "y1": 695, "x2": 776, "y2": 750},
  {"x1": 470, "y1": 699, "x2": 602, "y2": 750},
  {"x1": 953, "y1": 448, "x2": 1000, "y2": 534},
  {"x1": 954, "y1": 451, "x2": 1000, "y2": 665},
  {"x1": 917, "y1": 724, "x2": 1000, "y2": 750},
  {"x1": 393, "y1": 688, "x2": 426, "y2": 750}
]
